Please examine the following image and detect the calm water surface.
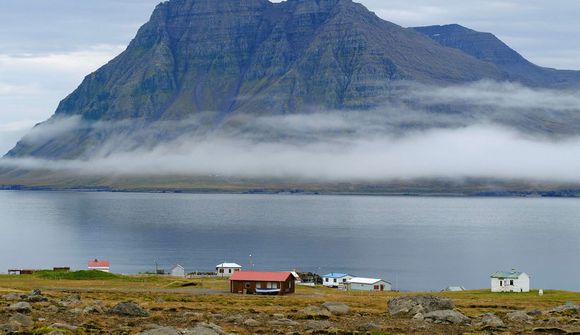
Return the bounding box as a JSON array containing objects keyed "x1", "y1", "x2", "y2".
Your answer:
[{"x1": 0, "y1": 191, "x2": 579, "y2": 291}]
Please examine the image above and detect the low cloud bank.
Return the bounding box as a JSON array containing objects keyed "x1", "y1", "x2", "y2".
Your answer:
[
  {"x1": 2, "y1": 80, "x2": 580, "y2": 183},
  {"x1": 2, "y1": 125, "x2": 580, "y2": 182}
]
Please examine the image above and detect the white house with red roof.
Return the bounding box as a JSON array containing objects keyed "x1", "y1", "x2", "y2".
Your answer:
[{"x1": 88, "y1": 259, "x2": 110, "y2": 272}]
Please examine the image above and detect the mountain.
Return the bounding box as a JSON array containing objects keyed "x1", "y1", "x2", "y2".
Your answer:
[
  {"x1": 4, "y1": 0, "x2": 510, "y2": 159},
  {"x1": 414, "y1": 24, "x2": 580, "y2": 88},
  {"x1": 3, "y1": 0, "x2": 580, "y2": 163}
]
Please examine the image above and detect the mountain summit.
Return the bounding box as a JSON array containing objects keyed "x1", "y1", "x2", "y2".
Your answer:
[{"x1": 5, "y1": 0, "x2": 580, "y2": 160}]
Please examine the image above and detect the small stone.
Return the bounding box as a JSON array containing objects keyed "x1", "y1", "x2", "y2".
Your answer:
[
  {"x1": 224, "y1": 314, "x2": 244, "y2": 324},
  {"x1": 243, "y1": 319, "x2": 260, "y2": 327},
  {"x1": 9, "y1": 313, "x2": 33, "y2": 327},
  {"x1": 139, "y1": 326, "x2": 180, "y2": 335},
  {"x1": 68, "y1": 307, "x2": 83, "y2": 314},
  {"x1": 2, "y1": 292, "x2": 22, "y2": 301},
  {"x1": 304, "y1": 320, "x2": 332, "y2": 330},
  {"x1": 187, "y1": 323, "x2": 227, "y2": 335},
  {"x1": 273, "y1": 313, "x2": 285, "y2": 319},
  {"x1": 8, "y1": 302, "x2": 32, "y2": 313},
  {"x1": 110, "y1": 301, "x2": 149, "y2": 317},
  {"x1": 388, "y1": 295, "x2": 454, "y2": 317},
  {"x1": 321, "y1": 302, "x2": 350, "y2": 315},
  {"x1": 478, "y1": 313, "x2": 505, "y2": 328},
  {"x1": 423, "y1": 310, "x2": 470, "y2": 325},
  {"x1": 60, "y1": 294, "x2": 81, "y2": 306},
  {"x1": 30, "y1": 289, "x2": 42, "y2": 296},
  {"x1": 301, "y1": 305, "x2": 331, "y2": 319},
  {"x1": 268, "y1": 318, "x2": 300, "y2": 327},
  {"x1": 84, "y1": 304, "x2": 105, "y2": 314},
  {"x1": 506, "y1": 310, "x2": 533, "y2": 323},
  {"x1": 412, "y1": 313, "x2": 424, "y2": 320},
  {"x1": 46, "y1": 305, "x2": 59, "y2": 313},
  {"x1": 358, "y1": 322, "x2": 381, "y2": 332}
]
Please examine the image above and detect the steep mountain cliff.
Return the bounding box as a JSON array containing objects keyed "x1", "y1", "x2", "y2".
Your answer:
[{"x1": 5, "y1": 0, "x2": 580, "y2": 161}]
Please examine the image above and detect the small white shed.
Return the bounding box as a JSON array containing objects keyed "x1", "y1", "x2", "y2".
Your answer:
[
  {"x1": 322, "y1": 273, "x2": 354, "y2": 288},
  {"x1": 347, "y1": 277, "x2": 392, "y2": 292},
  {"x1": 170, "y1": 264, "x2": 185, "y2": 277},
  {"x1": 491, "y1": 270, "x2": 530, "y2": 292},
  {"x1": 216, "y1": 263, "x2": 242, "y2": 277}
]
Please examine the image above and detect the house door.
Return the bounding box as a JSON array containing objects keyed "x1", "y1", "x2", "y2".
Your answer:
[{"x1": 380, "y1": 284, "x2": 384, "y2": 291}]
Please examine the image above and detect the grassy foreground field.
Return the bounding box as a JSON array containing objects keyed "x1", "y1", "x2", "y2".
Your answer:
[{"x1": 1, "y1": 272, "x2": 579, "y2": 334}]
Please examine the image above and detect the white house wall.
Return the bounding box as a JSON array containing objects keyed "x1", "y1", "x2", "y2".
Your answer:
[
  {"x1": 323, "y1": 275, "x2": 353, "y2": 287},
  {"x1": 491, "y1": 274, "x2": 530, "y2": 292}
]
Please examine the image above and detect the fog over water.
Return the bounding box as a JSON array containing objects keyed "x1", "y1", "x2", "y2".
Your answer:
[{"x1": 2, "y1": 81, "x2": 580, "y2": 183}]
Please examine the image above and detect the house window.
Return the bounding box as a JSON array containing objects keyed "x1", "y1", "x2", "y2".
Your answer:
[
  {"x1": 374, "y1": 285, "x2": 379, "y2": 290},
  {"x1": 333, "y1": 279, "x2": 337, "y2": 283},
  {"x1": 342, "y1": 278, "x2": 347, "y2": 283},
  {"x1": 325, "y1": 278, "x2": 329, "y2": 282},
  {"x1": 219, "y1": 269, "x2": 224, "y2": 273},
  {"x1": 499, "y1": 281, "x2": 503, "y2": 286},
  {"x1": 228, "y1": 269, "x2": 232, "y2": 273},
  {"x1": 510, "y1": 280, "x2": 514, "y2": 286}
]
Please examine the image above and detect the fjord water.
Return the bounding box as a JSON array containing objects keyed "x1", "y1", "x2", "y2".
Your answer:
[{"x1": 0, "y1": 191, "x2": 578, "y2": 291}]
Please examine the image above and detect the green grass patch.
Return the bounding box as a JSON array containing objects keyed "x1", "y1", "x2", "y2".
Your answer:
[{"x1": 33, "y1": 270, "x2": 121, "y2": 280}]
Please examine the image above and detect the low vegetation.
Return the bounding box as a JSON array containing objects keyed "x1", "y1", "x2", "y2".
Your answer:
[{"x1": 0, "y1": 274, "x2": 578, "y2": 334}]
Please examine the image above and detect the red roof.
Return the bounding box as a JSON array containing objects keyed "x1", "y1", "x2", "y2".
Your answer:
[
  {"x1": 229, "y1": 271, "x2": 293, "y2": 282},
  {"x1": 88, "y1": 259, "x2": 110, "y2": 268}
]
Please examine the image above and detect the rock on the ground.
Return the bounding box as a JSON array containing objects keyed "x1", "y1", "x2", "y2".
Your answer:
[
  {"x1": 546, "y1": 302, "x2": 580, "y2": 315},
  {"x1": 302, "y1": 305, "x2": 332, "y2": 319},
  {"x1": 388, "y1": 295, "x2": 454, "y2": 316},
  {"x1": 139, "y1": 327, "x2": 181, "y2": 335},
  {"x1": 8, "y1": 313, "x2": 33, "y2": 328},
  {"x1": 224, "y1": 314, "x2": 244, "y2": 324},
  {"x1": 268, "y1": 318, "x2": 300, "y2": 327},
  {"x1": 46, "y1": 305, "x2": 59, "y2": 313},
  {"x1": 243, "y1": 319, "x2": 260, "y2": 327},
  {"x1": 26, "y1": 289, "x2": 48, "y2": 302},
  {"x1": 322, "y1": 302, "x2": 350, "y2": 315},
  {"x1": 186, "y1": 323, "x2": 227, "y2": 335},
  {"x1": 477, "y1": 313, "x2": 505, "y2": 328},
  {"x1": 110, "y1": 301, "x2": 150, "y2": 317},
  {"x1": 60, "y1": 294, "x2": 81, "y2": 306},
  {"x1": 423, "y1": 310, "x2": 470, "y2": 325},
  {"x1": 358, "y1": 322, "x2": 382, "y2": 332},
  {"x1": 8, "y1": 302, "x2": 32, "y2": 313},
  {"x1": 304, "y1": 320, "x2": 333, "y2": 330},
  {"x1": 2, "y1": 292, "x2": 22, "y2": 301},
  {"x1": 506, "y1": 310, "x2": 533, "y2": 323},
  {"x1": 84, "y1": 304, "x2": 105, "y2": 314},
  {"x1": 0, "y1": 323, "x2": 18, "y2": 334}
]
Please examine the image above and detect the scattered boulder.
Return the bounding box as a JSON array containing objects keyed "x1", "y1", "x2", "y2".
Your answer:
[
  {"x1": 272, "y1": 313, "x2": 285, "y2": 319},
  {"x1": 358, "y1": 322, "x2": 382, "y2": 332},
  {"x1": 26, "y1": 289, "x2": 48, "y2": 302},
  {"x1": 506, "y1": 310, "x2": 533, "y2": 323},
  {"x1": 224, "y1": 314, "x2": 244, "y2": 324},
  {"x1": 477, "y1": 313, "x2": 505, "y2": 329},
  {"x1": 243, "y1": 319, "x2": 260, "y2": 327},
  {"x1": 268, "y1": 318, "x2": 300, "y2": 327},
  {"x1": 9, "y1": 313, "x2": 33, "y2": 328},
  {"x1": 44, "y1": 304, "x2": 59, "y2": 313},
  {"x1": 423, "y1": 310, "x2": 470, "y2": 325},
  {"x1": 8, "y1": 302, "x2": 32, "y2": 313},
  {"x1": 139, "y1": 327, "x2": 181, "y2": 335},
  {"x1": 60, "y1": 294, "x2": 81, "y2": 306},
  {"x1": 388, "y1": 295, "x2": 454, "y2": 316},
  {"x1": 532, "y1": 327, "x2": 572, "y2": 334},
  {"x1": 301, "y1": 305, "x2": 332, "y2": 319},
  {"x1": 322, "y1": 302, "x2": 350, "y2": 315},
  {"x1": 110, "y1": 301, "x2": 149, "y2": 317},
  {"x1": 304, "y1": 320, "x2": 333, "y2": 330},
  {"x1": 187, "y1": 323, "x2": 227, "y2": 335},
  {"x1": 84, "y1": 304, "x2": 105, "y2": 314},
  {"x1": 68, "y1": 308, "x2": 84, "y2": 314},
  {"x1": 51, "y1": 323, "x2": 79, "y2": 332},
  {"x1": 546, "y1": 302, "x2": 580, "y2": 315},
  {"x1": 2, "y1": 292, "x2": 23, "y2": 301}
]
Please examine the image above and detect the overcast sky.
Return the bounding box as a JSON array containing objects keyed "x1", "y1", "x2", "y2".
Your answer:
[{"x1": 1, "y1": 0, "x2": 579, "y2": 155}]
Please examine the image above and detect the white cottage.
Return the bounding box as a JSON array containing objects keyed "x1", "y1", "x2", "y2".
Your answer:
[
  {"x1": 490, "y1": 270, "x2": 530, "y2": 292},
  {"x1": 347, "y1": 277, "x2": 392, "y2": 292},
  {"x1": 216, "y1": 263, "x2": 242, "y2": 277},
  {"x1": 170, "y1": 264, "x2": 185, "y2": 277},
  {"x1": 322, "y1": 273, "x2": 354, "y2": 288}
]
